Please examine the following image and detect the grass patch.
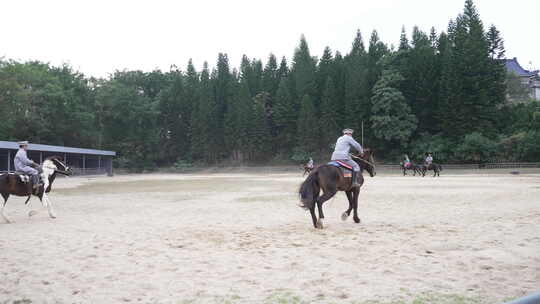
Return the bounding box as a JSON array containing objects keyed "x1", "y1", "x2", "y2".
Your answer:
[
  {"x1": 264, "y1": 290, "x2": 309, "y2": 304},
  {"x1": 353, "y1": 293, "x2": 484, "y2": 304}
]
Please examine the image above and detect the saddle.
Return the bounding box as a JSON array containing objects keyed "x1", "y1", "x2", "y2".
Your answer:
[
  {"x1": 327, "y1": 160, "x2": 353, "y2": 177},
  {"x1": 10, "y1": 172, "x2": 31, "y2": 183}
]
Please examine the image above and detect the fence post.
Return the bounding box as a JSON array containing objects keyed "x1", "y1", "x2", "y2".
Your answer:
[
  {"x1": 7, "y1": 150, "x2": 11, "y2": 172},
  {"x1": 106, "y1": 158, "x2": 113, "y2": 177}
]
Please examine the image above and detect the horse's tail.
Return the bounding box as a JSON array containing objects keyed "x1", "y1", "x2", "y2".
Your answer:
[
  {"x1": 438, "y1": 164, "x2": 443, "y2": 171},
  {"x1": 298, "y1": 170, "x2": 319, "y2": 210}
]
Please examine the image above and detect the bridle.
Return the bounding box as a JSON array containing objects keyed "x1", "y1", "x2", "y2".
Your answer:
[{"x1": 43, "y1": 159, "x2": 72, "y2": 175}]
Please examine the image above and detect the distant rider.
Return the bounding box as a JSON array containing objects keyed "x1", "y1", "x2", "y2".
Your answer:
[
  {"x1": 425, "y1": 153, "x2": 433, "y2": 168},
  {"x1": 331, "y1": 129, "x2": 363, "y2": 187},
  {"x1": 306, "y1": 157, "x2": 314, "y2": 169},
  {"x1": 14, "y1": 141, "x2": 42, "y2": 191},
  {"x1": 403, "y1": 154, "x2": 411, "y2": 169}
]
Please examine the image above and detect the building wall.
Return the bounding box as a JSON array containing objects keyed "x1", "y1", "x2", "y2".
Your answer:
[{"x1": 0, "y1": 148, "x2": 113, "y2": 176}]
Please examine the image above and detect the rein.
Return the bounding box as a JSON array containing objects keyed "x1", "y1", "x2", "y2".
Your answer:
[{"x1": 350, "y1": 154, "x2": 376, "y2": 167}]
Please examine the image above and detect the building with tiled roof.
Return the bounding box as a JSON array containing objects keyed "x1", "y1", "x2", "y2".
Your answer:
[{"x1": 504, "y1": 57, "x2": 540, "y2": 100}]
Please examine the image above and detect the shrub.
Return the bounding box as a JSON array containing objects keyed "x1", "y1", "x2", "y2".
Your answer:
[{"x1": 455, "y1": 132, "x2": 497, "y2": 163}]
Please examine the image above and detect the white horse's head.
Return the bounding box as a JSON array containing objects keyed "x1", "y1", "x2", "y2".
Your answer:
[{"x1": 42, "y1": 157, "x2": 72, "y2": 177}]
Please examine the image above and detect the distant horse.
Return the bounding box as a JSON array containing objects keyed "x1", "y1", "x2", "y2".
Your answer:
[
  {"x1": 0, "y1": 156, "x2": 72, "y2": 223},
  {"x1": 298, "y1": 149, "x2": 376, "y2": 229},
  {"x1": 400, "y1": 161, "x2": 422, "y2": 176},
  {"x1": 419, "y1": 163, "x2": 443, "y2": 177}
]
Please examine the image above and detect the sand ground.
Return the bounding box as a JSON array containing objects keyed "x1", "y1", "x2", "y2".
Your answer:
[{"x1": 0, "y1": 170, "x2": 539, "y2": 304}]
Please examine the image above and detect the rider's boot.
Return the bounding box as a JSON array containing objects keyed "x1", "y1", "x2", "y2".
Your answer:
[
  {"x1": 351, "y1": 171, "x2": 360, "y2": 188},
  {"x1": 31, "y1": 175, "x2": 40, "y2": 191}
]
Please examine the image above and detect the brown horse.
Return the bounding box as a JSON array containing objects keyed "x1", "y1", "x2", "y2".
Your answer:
[
  {"x1": 0, "y1": 156, "x2": 72, "y2": 223},
  {"x1": 298, "y1": 149, "x2": 376, "y2": 229}
]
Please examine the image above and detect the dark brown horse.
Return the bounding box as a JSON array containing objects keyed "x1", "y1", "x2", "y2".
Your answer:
[
  {"x1": 0, "y1": 156, "x2": 72, "y2": 223},
  {"x1": 298, "y1": 149, "x2": 376, "y2": 229},
  {"x1": 419, "y1": 163, "x2": 443, "y2": 177},
  {"x1": 400, "y1": 161, "x2": 422, "y2": 176}
]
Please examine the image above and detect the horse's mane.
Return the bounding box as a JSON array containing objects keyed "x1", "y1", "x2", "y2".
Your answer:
[{"x1": 45, "y1": 156, "x2": 62, "y2": 161}]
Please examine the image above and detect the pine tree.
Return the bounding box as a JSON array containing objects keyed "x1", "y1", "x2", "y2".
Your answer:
[
  {"x1": 344, "y1": 30, "x2": 368, "y2": 132},
  {"x1": 399, "y1": 26, "x2": 440, "y2": 135},
  {"x1": 251, "y1": 58, "x2": 263, "y2": 95},
  {"x1": 487, "y1": 24, "x2": 505, "y2": 59},
  {"x1": 296, "y1": 94, "x2": 318, "y2": 153},
  {"x1": 429, "y1": 27, "x2": 438, "y2": 49},
  {"x1": 262, "y1": 53, "x2": 279, "y2": 96},
  {"x1": 331, "y1": 51, "x2": 347, "y2": 128},
  {"x1": 319, "y1": 77, "x2": 340, "y2": 152},
  {"x1": 158, "y1": 68, "x2": 186, "y2": 164},
  {"x1": 438, "y1": 0, "x2": 502, "y2": 139},
  {"x1": 212, "y1": 53, "x2": 233, "y2": 159},
  {"x1": 224, "y1": 81, "x2": 251, "y2": 161},
  {"x1": 191, "y1": 62, "x2": 216, "y2": 162},
  {"x1": 291, "y1": 35, "x2": 317, "y2": 101},
  {"x1": 273, "y1": 77, "x2": 297, "y2": 153},
  {"x1": 398, "y1": 26, "x2": 410, "y2": 51},
  {"x1": 278, "y1": 56, "x2": 289, "y2": 79},
  {"x1": 250, "y1": 93, "x2": 272, "y2": 161},
  {"x1": 364, "y1": 30, "x2": 390, "y2": 145},
  {"x1": 316, "y1": 46, "x2": 334, "y2": 110}
]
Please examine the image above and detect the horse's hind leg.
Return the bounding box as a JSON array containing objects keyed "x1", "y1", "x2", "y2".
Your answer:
[
  {"x1": 24, "y1": 196, "x2": 38, "y2": 217},
  {"x1": 315, "y1": 188, "x2": 337, "y2": 229},
  {"x1": 342, "y1": 191, "x2": 354, "y2": 221},
  {"x1": 352, "y1": 187, "x2": 361, "y2": 224},
  {"x1": 1, "y1": 193, "x2": 12, "y2": 223}
]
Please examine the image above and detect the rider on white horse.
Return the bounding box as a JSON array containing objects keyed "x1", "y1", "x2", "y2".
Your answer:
[
  {"x1": 14, "y1": 141, "x2": 42, "y2": 190},
  {"x1": 425, "y1": 153, "x2": 433, "y2": 165}
]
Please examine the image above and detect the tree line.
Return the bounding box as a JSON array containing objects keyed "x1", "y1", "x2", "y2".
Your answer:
[{"x1": 1, "y1": 0, "x2": 538, "y2": 170}]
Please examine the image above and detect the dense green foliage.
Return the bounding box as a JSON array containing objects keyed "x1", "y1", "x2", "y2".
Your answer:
[{"x1": 1, "y1": 0, "x2": 538, "y2": 169}]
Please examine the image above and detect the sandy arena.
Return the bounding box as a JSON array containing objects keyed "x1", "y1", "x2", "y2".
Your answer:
[{"x1": 1, "y1": 170, "x2": 539, "y2": 303}]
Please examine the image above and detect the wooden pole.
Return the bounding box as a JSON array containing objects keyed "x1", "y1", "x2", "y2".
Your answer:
[
  {"x1": 361, "y1": 120, "x2": 364, "y2": 147},
  {"x1": 7, "y1": 150, "x2": 11, "y2": 172}
]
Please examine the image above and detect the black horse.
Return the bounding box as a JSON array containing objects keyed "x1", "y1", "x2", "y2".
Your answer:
[
  {"x1": 400, "y1": 161, "x2": 422, "y2": 176},
  {"x1": 419, "y1": 163, "x2": 443, "y2": 177},
  {"x1": 0, "y1": 156, "x2": 72, "y2": 223},
  {"x1": 298, "y1": 149, "x2": 376, "y2": 229}
]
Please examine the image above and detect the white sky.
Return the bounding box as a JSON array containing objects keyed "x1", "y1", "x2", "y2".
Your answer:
[{"x1": 1, "y1": 0, "x2": 538, "y2": 78}]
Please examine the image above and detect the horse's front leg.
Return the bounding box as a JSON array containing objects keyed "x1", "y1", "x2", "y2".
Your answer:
[
  {"x1": 309, "y1": 205, "x2": 318, "y2": 228},
  {"x1": 342, "y1": 190, "x2": 354, "y2": 221},
  {"x1": 352, "y1": 187, "x2": 361, "y2": 224},
  {"x1": 42, "y1": 194, "x2": 56, "y2": 219}
]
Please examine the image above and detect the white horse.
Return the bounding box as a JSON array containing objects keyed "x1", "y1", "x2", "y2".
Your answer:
[{"x1": 0, "y1": 156, "x2": 72, "y2": 223}]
